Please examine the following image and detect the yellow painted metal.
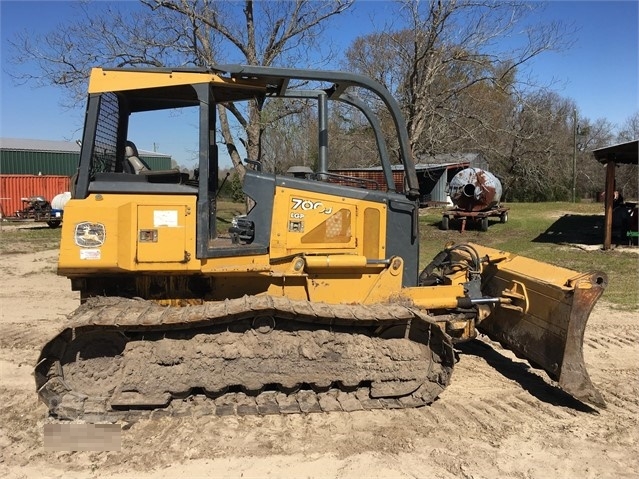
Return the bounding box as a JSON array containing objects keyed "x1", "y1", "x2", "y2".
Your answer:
[
  {"x1": 136, "y1": 205, "x2": 187, "y2": 263},
  {"x1": 269, "y1": 185, "x2": 387, "y2": 260},
  {"x1": 199, "y1": 258, "x2": 271, "y2": 274},
  {"x1": 403, "y1": 284, "x2": 466, "y2": 310},
  {"x1": 88, "y1": 67, "x2": 268, "y2": 95},
  {"x1": 265, "y1": 277, "x2": 310, "y2": 301},
  {"x1": 500, "y1": 280, "x2": 529, "y2": 313},
  {"x1": 470, "y1": 243, "x2": 585, "y2": 287},
  {"x1": 363, "y1": 208, "x2": 381, "y2": 259},
  {"x1": 362, "y1": 257, "x2": 405, "y2": 303},
  {"x1": 304, "y1": 255, "x2": 369, "y2": 270},
  {"x1": 57, "y1": 194, "x2": 271, "y2": 275},
  {"x1": 466, "y1": 242, "x2": 590, "y2": 341},
  {"x1": 467, "y1": 241, "x2": 607, "y2": 407},
  {"x1": 59, "y1": 195, "x2": 193, "y2": 273},
  {"x1": 56, "y1": 182, "x2": 394, "y2": 302},
  {"x1": 303, "y1": 269, "x2": 403, "y2": 304},
  {"x1": 252, "y1": 252, "x2": 398, "y2": 304}
]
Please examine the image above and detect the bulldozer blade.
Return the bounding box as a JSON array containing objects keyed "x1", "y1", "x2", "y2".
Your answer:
[{"x1": 472, "y1": 244, "x2": 607, "y2": 408}]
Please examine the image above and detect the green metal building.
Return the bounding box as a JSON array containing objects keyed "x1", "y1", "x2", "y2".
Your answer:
[{"x1": 0, "y1": 138, "x2": 172, "y2": 176}]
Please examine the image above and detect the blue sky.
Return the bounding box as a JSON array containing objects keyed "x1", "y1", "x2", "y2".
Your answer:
[{"x1": 1, "y1": 1, "x2": 637, "y2": 168}]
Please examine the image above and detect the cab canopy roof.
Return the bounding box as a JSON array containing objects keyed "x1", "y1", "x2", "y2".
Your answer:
[
  {"x1": 88, "y1": 64, "x2": 392, "y2": 113},
  {"x1": 89, "y1": 66, "x2": 271, "y2": 111},
  {"x1": 86, "y1": 64, "x2": 418, "y2": 198}
]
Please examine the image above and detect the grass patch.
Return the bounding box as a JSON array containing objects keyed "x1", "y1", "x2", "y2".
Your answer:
[
  {"x1": 0, "y1": 225, "x2": 61, "y2": 254},
  {"x1": 419, "y1": 202, "x2": 638, "y2": 310},
  {"x1": 215, "y1": 200, "x2": 247, "y2": 233}
]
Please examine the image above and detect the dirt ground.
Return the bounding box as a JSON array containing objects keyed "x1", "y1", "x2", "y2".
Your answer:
[{"x1": 0, "y1": 245, "x2": 637, "y2": 479}]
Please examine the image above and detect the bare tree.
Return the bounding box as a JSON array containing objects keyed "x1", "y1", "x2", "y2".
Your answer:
[
  {"x1": 568, "y1": 112, "x2": 638, "y2": 201},
  {"x1": 344, "y1": 0, "x2": 573, "y2": 156},
  {"x1": 341, "y1": 0, "x2": 579, "y2": 201},
  {"x1": 8, "y1": 0, "x2": 353, "y2": 176},
  {"x1": 259, "y1": 100, "x2": 316, "y2": 174},
  {"x1": 569, "y1": 117, "x2": 615, "y2": 199},
  {"x1": 617, "y1": 111, "x2": 639, "y2": 142},
  {"x1": 491, "y1": 91, "x2": 576, "y2": 201},
  {"x1": 615, "y1": 111, "x2": 639, "y2": 199}
]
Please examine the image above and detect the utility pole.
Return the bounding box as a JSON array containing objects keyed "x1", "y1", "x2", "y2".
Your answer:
[{"x1": 572, "y1": 109, "x2": 577, "y2": 203}]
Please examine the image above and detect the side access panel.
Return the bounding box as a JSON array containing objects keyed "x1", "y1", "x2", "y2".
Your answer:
[{"x1": 136, "y1": 205, "x2": 189, "y2": 263}]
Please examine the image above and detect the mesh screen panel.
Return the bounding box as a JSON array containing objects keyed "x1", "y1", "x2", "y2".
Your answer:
[{"x1": 91, "y1": 92, "x2": 120, "y2": 176}]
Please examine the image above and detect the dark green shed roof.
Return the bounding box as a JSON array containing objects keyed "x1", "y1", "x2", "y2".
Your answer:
[{"x1": 1, "y1": 138, "x2": 172, "y2": 176}]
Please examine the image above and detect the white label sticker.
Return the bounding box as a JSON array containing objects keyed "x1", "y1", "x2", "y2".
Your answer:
[
  {"x1": 80, "y1": 249, "x2": 101, "y2": 260},
  {"x1": 154, "y1": 210, "x2": 178, "y2": 227}
]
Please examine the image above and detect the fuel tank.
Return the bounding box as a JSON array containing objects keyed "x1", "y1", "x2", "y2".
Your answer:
[{"x1": 449, "y1": 168, "x2": 502, "y2": 212}]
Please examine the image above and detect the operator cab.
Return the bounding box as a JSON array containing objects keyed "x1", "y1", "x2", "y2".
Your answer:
[{"x1": 73, "y1": 66, "x2": 421, "y2": 280}]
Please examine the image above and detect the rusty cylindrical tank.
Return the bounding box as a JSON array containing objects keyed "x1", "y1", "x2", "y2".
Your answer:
[{"x1": 448, "y1": 168, "x2": 502, "y2": 212}]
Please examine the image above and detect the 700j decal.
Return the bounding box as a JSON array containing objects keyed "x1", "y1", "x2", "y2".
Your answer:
[{"x1": 290, "y1": 198, "x2": 333, "y2": 215}]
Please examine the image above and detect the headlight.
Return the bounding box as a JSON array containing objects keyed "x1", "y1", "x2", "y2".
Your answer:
[{"x1": 74, "y1": 222, "x2": 106, "y2": 247}]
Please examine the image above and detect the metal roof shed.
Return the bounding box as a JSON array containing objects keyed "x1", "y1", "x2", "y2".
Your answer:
[
  {"x1": 328, "y1": 153, "x2": 487, "y2": 205},
  {"x1": 0, "y1": 138, "x2": 173, "y2": 175},
  {"x1": 592, "y1": 139, "x2": 638, "y2": 249},
  {"x1": 0, "y1": 138, "x2": 80, "y2": 175}
]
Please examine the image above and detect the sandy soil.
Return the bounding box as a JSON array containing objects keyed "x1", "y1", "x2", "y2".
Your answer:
[{"x1": 0, "y1": 247, "x2": 637, "y2": 479}]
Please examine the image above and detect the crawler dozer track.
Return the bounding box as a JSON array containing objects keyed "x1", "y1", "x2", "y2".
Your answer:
[{"x1": 36, "y1": 296, "x2": 455, "y2": 421}]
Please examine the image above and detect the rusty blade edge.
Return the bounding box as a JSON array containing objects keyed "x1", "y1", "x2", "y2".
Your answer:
[{"x1": 557, "y1": 271, "x2": 607, "y2": 408}]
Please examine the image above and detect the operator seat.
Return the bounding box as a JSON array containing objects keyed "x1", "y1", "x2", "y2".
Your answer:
[
  {"x1": 125, "y1": 141, "x2": 150, "y2": 174},
  {"x1": 124, "y1": 140, "x2": 190, "y2": 184}
]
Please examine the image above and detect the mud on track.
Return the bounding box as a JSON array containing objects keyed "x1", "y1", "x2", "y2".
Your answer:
[{"x1": 0, "y1": 248, "x2": 637, "y2": 479}]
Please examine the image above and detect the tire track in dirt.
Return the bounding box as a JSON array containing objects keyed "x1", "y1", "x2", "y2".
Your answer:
[
  {"x1": 585, "y1": 329, "x2": 639, "y2": 349},
  {"x1": 420, "y1": 326, "x2": 637, "y2": 449},
  {"x1": 0, "y1": 321, "x2": 61, "y2": 350},
  {"x1": 418, "y1": 352, "x2": 583, "y2": 441},
  {"x1": 584, "y1": 319, "x2": 639, "y2": 417},
  {"x1": 596, "y1": 370, "x2": 639, "y2": 415},
  {"x1": 427, "y1": 390, "x2": 581, "y2": 436}
]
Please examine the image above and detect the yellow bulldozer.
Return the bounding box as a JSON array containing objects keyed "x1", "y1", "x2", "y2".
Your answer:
[{"x1": 36, "y1": 65, "x2": 606, "y2": 420}]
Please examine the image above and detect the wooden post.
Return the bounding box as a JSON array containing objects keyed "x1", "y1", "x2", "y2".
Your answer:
[{"x1": 603, "y1": 160, "x2": 616, "y2": 250}]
